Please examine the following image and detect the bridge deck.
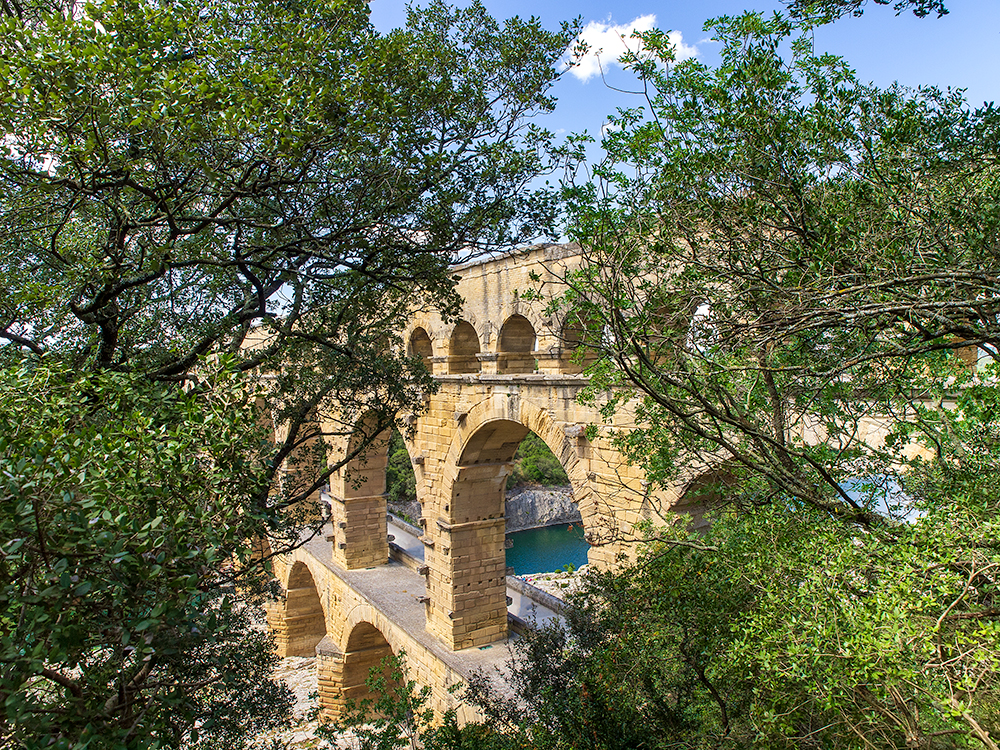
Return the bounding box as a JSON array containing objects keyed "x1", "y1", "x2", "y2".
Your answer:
[
  {"x1": 385, "y1": 517, "x2": 562, "y2": 627},
  {"x1": 301, "y1": 526, "x2": 557, "y2": 690}
]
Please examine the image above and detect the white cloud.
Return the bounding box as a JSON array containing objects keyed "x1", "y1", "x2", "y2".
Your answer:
[
  {"x1": 566, "y1": 14, "x2": 698, "y2": 83},
  {"x1": 600, "y1": 120, "x2": 622, "y2": 137}
]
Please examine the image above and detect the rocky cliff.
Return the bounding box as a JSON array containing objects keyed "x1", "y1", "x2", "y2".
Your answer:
[
  {"x1": 504, "y1": 485, "x2": 581, "y2": 532},
  {"x1": 387, "y1": 485, "x2": 580, "y2": 533}
]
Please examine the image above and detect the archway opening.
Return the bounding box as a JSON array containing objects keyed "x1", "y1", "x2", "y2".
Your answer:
[
  {"x1": 385, "y1": 428, "x2": 419, "y2": 525},
  {"x1": 448, "y1": 321, "x2": 481, "y2": 374},
  {"x1": 426, "y1": 419, "x2": 585, "y2": 649},
  {"x1": 340, "y1": 622, "x2": 401, "y2": 711},
  {"x1": 504, "y1": 433, "x2": 585, "y2": 576},
  {"x1": 673, "y1": 470, "x2": 735, "y2": 534},
  {"x1": 407, "y1": 327, "x2": 433, "y2": 370},
  {"x1": 559, "y1": 315, "x2": 600, "y2": 374},
  {"x1": 688, "y1": 301, "x2": 714, "y2": 358},
  {"x1": 282, "y1": 562, "x2": 327, "y2": 656},
  {"x1": 280, "y1": 406, "x2": 327, "y2": 522},
  {"x1": 498, "y1": 314, "x2": 536, "y2": 374}
]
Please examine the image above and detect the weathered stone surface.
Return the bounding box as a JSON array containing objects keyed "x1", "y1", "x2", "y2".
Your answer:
[{"x1": 263, "y1": 243, "x2": 698, "y2": 719}]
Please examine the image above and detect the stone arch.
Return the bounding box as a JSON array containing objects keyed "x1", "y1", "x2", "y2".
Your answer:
[
  {"x1": 446, "y1": 397, "x2": 595, "y2": 525},
  {"x1": 314, "y1": 604, "x2": 405, "y2": 720},
  {"x1": 557, "y1": 312, "x2": 600, "y2": 374},
  {"x1": 502, "y1": 299, "x2": 548, "y2": 345},
  {"x1": 671, "y1": 466, "x2": 737, "y2": 533},
  {"x1": 270, "y1": 560, "x2": 328, "y2": 657},
  {"x1": 447, "y1": 320, "x2": 481, "y2": 374},
  {"x1": 401, "y1": 315, "x2": 441, "y2": 352},
  {"x1": 424, "y1": 396, "x2": 598, "y2": 649},
  {"x1": 497, "y1": 314, "x2": 536, "y2": 374},
  {"x1": 407, "y1": 327, "x2": 434, "y2": 369},
  {"x1": 339, "y1": 619, "x2": 400, "y2": 709}
]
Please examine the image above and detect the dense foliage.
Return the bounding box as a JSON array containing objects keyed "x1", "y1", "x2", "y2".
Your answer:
[
  {"x1": 463, "y1": 442, "x2": 1000, "y2": 748},
  {"x1": 506, "y1": 433, "x2": 569, "y2": 489},
  {"x1": 0, "y1": 0, "x2": 576, "y2": 745},
  {"x1": 561, "y1": 10, "x2": 1000, "y2": 530},
  {"x1": 0, "y1": 0, "x2": 575, "y2": 503},
  {"x1": 0, "y1": 363, "x2": 291, "y2": 749},
  {"x1": 510, "y1": 10, "x2": 1000, "y2": 749}
]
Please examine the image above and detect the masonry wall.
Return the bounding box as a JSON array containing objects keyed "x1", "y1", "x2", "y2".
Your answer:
[{"x1": 269, "y1": 548, "x2": 482, "y2": 724}]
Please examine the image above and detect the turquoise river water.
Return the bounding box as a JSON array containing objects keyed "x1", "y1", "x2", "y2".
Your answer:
[{"x1": 505, "y1": 523, "x2": 590, "y2": 575}]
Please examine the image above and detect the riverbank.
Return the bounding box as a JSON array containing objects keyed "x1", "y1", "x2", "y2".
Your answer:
[{"x1": 515, "y1": 565, "x2": 589, "y2": 601}]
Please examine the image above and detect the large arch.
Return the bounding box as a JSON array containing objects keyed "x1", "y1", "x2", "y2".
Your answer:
[
  {"x1": 423, "y1": 396, "x2": 601, "y2": 649},
  {"x1": 336, "y1": 620, "x2": 399, "y2": 710},
  {"x1": 671, "y1": 468, "x2": 736, "y2": 534},
  {"x1": 270, "y1": 402, "x2": 328, "y2": 522},
  {"x1": 312, "y1": 604, "x2": 404, "y2": 720},
  {"x1": 268, "y1": 560, "x2": 328, "y2": 657},
  {"x1": 497, "y1": 314, "x2": 536, "y2": 374}
]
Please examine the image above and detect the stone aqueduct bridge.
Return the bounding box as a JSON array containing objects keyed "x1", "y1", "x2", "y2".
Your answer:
[{"x1": 264, "y1": 243, "x2": 705, "y2": 720}]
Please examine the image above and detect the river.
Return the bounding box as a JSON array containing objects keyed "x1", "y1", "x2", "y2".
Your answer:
[{"x1": 505, "y1": 523, "x2": 589, "y2": 575}]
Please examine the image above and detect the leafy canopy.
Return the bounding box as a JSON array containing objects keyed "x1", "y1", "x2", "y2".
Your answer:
[
  {"x1": 0, "y1": 0, "x2": 579, "y2": 746},
  {"x1": 0, "y1": 362, "x2": 292, "y2": 749},
  {"x1": 515, "y1": 10, "x2": 1000, "y2": 748}
]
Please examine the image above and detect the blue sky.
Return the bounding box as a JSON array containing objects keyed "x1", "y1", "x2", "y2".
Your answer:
[{"x1": 368, "y1": 0, "x2": 1000, "y2": 158}]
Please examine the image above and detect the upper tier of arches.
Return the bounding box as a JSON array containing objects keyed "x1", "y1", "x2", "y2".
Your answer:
[{"x1": 405, "y1": 311, "x2": 599, "y2": 377}]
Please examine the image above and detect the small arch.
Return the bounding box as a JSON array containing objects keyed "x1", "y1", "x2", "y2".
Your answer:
[
  {"x1": 282, "y1": 562, "x2": 327, "y2": 656},
  {"x1": 448, "y1": 320, "x2": 481, "y2": 374},
  {"x1": 407, "y1": 327, "x2": 433, "y2": 370},
  {"x1": 559, "y1": 314, "x2": 599, "y2": 374},
  {"x1": 498, "y1": 314, "x2": 536, "y2": 374},
  {"x1": 688, "y1": 301, "x2": 714, "y2": 357},
  {"x1": 341, "y1": 620, "x2": 400, "y2": 709}
]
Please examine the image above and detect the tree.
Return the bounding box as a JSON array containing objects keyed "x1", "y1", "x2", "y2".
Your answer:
[
  {"x1": 0, "y1": 362, "x2": 293, "y2": 749},
  {"x1": 0, "y1": 0, "x2": 575, "y2": 503},
  {"x1": 527, "y1": 11, "x2": 1000, "y2": 748},
  {"x1": 386, "y1": 428, "x2": 419, "y2": 520},
  {"x1": 505, "y1": 432, "x2": 569, "y2": 489},
  {"x1": 785, "y1": 0, "x2": 948, "y2": 20},
  {"x1": 0, "y1": 0, "x2": 578, "y2": 745},
  {"x1": 562, "y1": 10, "x2": 1000, "y2": 528}
]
